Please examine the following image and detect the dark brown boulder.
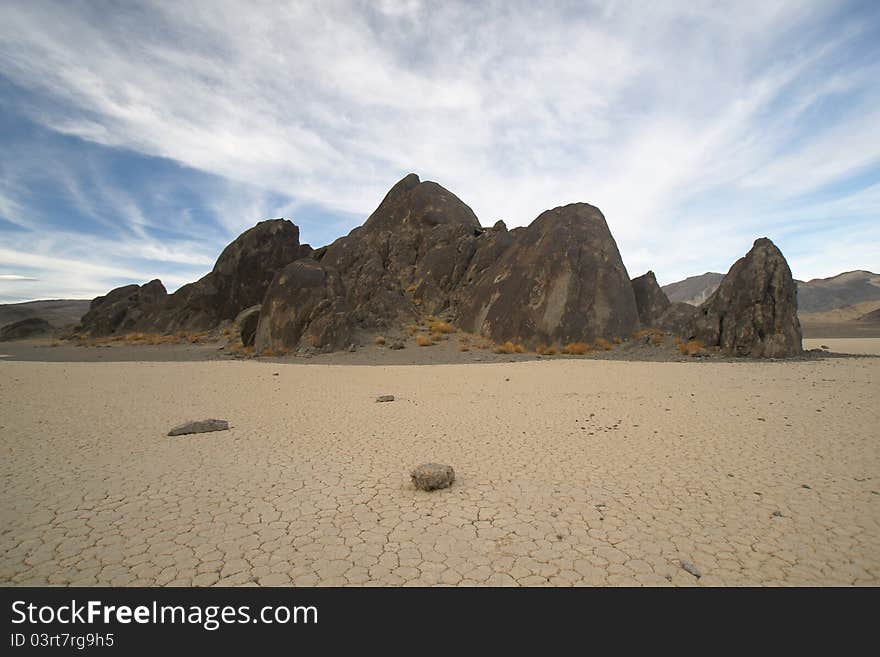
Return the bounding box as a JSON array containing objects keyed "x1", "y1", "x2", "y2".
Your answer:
[
  {"x1": 254, "y1": 258, "x2": 353, "y2": 353},
  {"x1": 455, "y1": 203, "x2": 639, "y2": 346},
  {"x1": 318, "y1": 174, "x2": 482, "y2": 326},
  {"x1": 0, "y1": 317, "x2": 53, "y2": 341},
  {"x1": 234, "y1": 305, "x2": 262, "y2": 347},
  {"x1": 691, "y1": 238, "x2": 803, "y2": 357},
  {"x1": 659, "y1": 302, "x2": 699, "y2": 336},
  {"x1": 142, "y1": 219, "x2": 311, "y2": 332},
  {"x1": 79, "y1": 279, "x2": 167, "y2": 335}
]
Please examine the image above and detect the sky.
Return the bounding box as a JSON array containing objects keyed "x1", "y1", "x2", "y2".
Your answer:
[{"x1": 0, "y1": 0, "x2": 878, "y2": 303}]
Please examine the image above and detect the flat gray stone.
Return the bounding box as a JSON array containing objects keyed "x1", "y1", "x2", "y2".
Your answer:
[
  {"x1": 168, "y1": 419, "x2": 229, "y2": 437},
  {"x1": 411, "y1": 463, "x2": 455, "y2": 491},
  {"x1": 376, "y1": 395, "x2": 395, "y2": 403},
  {"x1": 680, "y1": 560, "x2": 702, "y2": 578}
]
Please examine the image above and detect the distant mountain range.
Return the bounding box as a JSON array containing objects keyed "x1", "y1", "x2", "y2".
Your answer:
[
  {"x1": 663, "y1": 270, "x2": 880, "y2": 315},
  {"x1": 661, "y1": 273, "x2": 725, "y2": 306},
  {"x1": 0, "y1": 299, "x2": 91, "y2": 330}
]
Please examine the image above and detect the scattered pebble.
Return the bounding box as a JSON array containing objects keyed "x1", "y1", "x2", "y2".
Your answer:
[{"x1": 376, "y1": 395, "x2": 395, "y2": 403}]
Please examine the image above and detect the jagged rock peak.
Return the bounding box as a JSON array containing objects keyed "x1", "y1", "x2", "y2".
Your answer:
[
  {"x1": 692, "y1": 237, "x2": 803, "y2": 357},
  {"x1": 362, "y1": 173, "x2": 481, "y2": 233}
]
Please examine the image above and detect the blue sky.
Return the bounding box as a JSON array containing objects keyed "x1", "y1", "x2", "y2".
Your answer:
[{"x1": 1, "y1": 0, "x2": 878, "y2": 303}]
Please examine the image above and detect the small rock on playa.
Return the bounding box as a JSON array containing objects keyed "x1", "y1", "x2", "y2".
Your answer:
[
  {"x1": 376, "y1": 395, "x2": 395, "y2": 403},
  {"x1": 411, "y1": 463, "x2": 455, "y2": 491},
  {"x1": 167, "y1": 419, "x2": 229, "y2": 437},
  {"x1": 680, "y1": 560, "x2": 702, "y2": 578}
]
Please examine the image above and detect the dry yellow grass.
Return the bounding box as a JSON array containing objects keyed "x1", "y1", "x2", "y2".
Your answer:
[
  {"x1": 416, "y1": 335, "x2": 433, "y2": 347},
  {"x1": 429, "y1": 321, "x2": 455, "y2": 334},
  {"x1": 612, "y1": 337, "x2": 622, "y2": 344},
  {"x1": 492, "y1": 341, "x2": 526, "y2": 354},
  {"x1": 405, "y1": 284, "x2": 418, "y2": 293},
  {"x1": 458, "y1": 345, "x2": 470, "y2": 352},
  {"x1": 407, "y1": 325, "x2": 420, "y2": 336},
  {"x1": 562, "y1": 342, "x2": 590, "y2": 355},
  {"x1": 374, "y1": 336, "x2": 386, "y2": 345},
  {"x1": 544, "y1": 346, "x2": 557, "y2": 355},
  {"x1": 678, "y1": 340, "x2": 705, "y2": 356},
  {"x1": 595, "y1": 338, "x2": 613, "y2": 351}
]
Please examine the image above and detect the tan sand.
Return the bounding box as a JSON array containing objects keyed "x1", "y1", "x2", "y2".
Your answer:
[
  {"x1": 803, "y1": 338, "x2": 880, "y2": 355},
  {"x1": 1, "y1": 357, "x2": 878, "y2": 586}
]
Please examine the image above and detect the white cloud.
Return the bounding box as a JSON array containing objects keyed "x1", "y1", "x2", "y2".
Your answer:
[{"x1": 0, "y1": 274, "x2": 37, "y2": 281}]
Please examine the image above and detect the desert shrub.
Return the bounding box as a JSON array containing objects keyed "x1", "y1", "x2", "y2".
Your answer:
[
  {"x1": 612, "y1": 337, "x2": 622, "y2": 344},
  {"x1": 417, "y1": 335, "x2": 433, "y2": 347},
  {"x1": 563, "y1": 342, "x2": 590, "y2": 355},
  {"x1": 412, "y1": 298, "x2": 422, "y2": 306},
  {"x1": 651, "y1": 332, "x2": 665, "y2": 346},
  {"x1": 458, "y1": 345, "x2": 470, "y2": 352},
  {"x1": 535, "y1": 344, "x2": 545, "y2": 355},
  {"x1": 305, "y1": 334, "x2": 319, "y2": 347},
  {"x1": 407, "y1": 324, "x2": 420, "y2": 335},
  {"x1": 429, "y1": 321, "x2": 455, "y2": 334},
  {"x1": 405, "y1": 284, "x2": 418, "y2": 293},
  {"x1": 544, "y1": 346, "x2": 557, "y2": 355},
  {"x1": 595, "y1": 337, "x2": 613, "y2": 351},
  {"x1": 680, "y1": 340, "x2": 705, "y2": 356},
  {"x1": 374, "y1": 336, "x2": 386, "y2": 345},
  {"x1": 514, "y1": 344, "x2": 524, "y2": 353},
  {"x1": 492, "y1": 341, "x2": 517, "y2": 354}
]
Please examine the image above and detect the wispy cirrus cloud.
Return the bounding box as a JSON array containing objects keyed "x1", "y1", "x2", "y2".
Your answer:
[{"x1": 0, "y1": 0, "x2": 878, "y2": 303}]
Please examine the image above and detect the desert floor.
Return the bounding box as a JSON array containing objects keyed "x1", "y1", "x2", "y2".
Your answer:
[{"x1": 1, "y1": 354, "x2": 878, "y2": 586}]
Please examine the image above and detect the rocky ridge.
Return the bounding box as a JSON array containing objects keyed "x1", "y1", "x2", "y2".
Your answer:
[{"x1": 78, "y1": 174, "x2": 804, "y2": 358}]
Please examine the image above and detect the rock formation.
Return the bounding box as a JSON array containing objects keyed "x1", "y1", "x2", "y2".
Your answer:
[
  {"x1": 254, "y1": 258, "x2": 354, "y2": 353},
  {"x1": 691, "y1": 238, "x2": 803, "y2": 357},
  {"x1": 80, "y1": 219, "x2": 309, "y2": 335},
  {"x1": 78, "y1": 174, "x2": 805, "y2": 358},
  {"x1": 142, "y1": 219, "x2": 311, "y2": 333},
  {"x1": 234, "y1": 305, "x2": 262, "y2": 347},
  {"x1": 79, "y1": 279, "x2": 167, "y2": 335},
  {"x1": 317, "y1": 173, "x2": 482, "y2": 326},
  {"x1": 455, "y1": 203, "x2": 639, "y2": 345},
  {"x1": 631, "y1": 271, "x2": 697, "y2": 335},
  {"x1": 0, "y1": 317, "x2": 53, "y2": 341}
]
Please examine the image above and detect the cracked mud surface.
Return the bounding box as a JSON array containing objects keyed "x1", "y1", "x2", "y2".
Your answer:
[{"x1": 1, "y1": 358, "x2": 877, "y2": 586}]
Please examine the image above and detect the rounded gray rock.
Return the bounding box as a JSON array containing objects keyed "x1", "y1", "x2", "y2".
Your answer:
[{"x1": 411, "y1": 463, "x2": 455, "y2": 491}]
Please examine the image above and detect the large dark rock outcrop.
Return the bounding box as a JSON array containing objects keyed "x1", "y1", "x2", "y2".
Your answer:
[
  {"x1": 254, "y1": 258, "x2": 354, "y2": 353},
  {"x1": 80, "y1": 279, "x2": 168, "y2": 335},
  {"x1": 0, "y1": 317, "x2": 53, "y2": 341},
  {"x1": 691, "y1": 238, "x2": 802, "y2": 357},
  {"x1": 142, "y1": 219, "x2": 311, "y2": 332},
  {"x1": 631, "y1": 271, "x2": 697, "y2": 335},
  {"x1": 318, "y1": 174, "x2": 482, "y2": 326},
  {"x1": 80, "y1": 219, "x2": 309, "y2": 335},
  {"x1": 455, "y1": 203, "x2": 639, "y2": 345}
]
